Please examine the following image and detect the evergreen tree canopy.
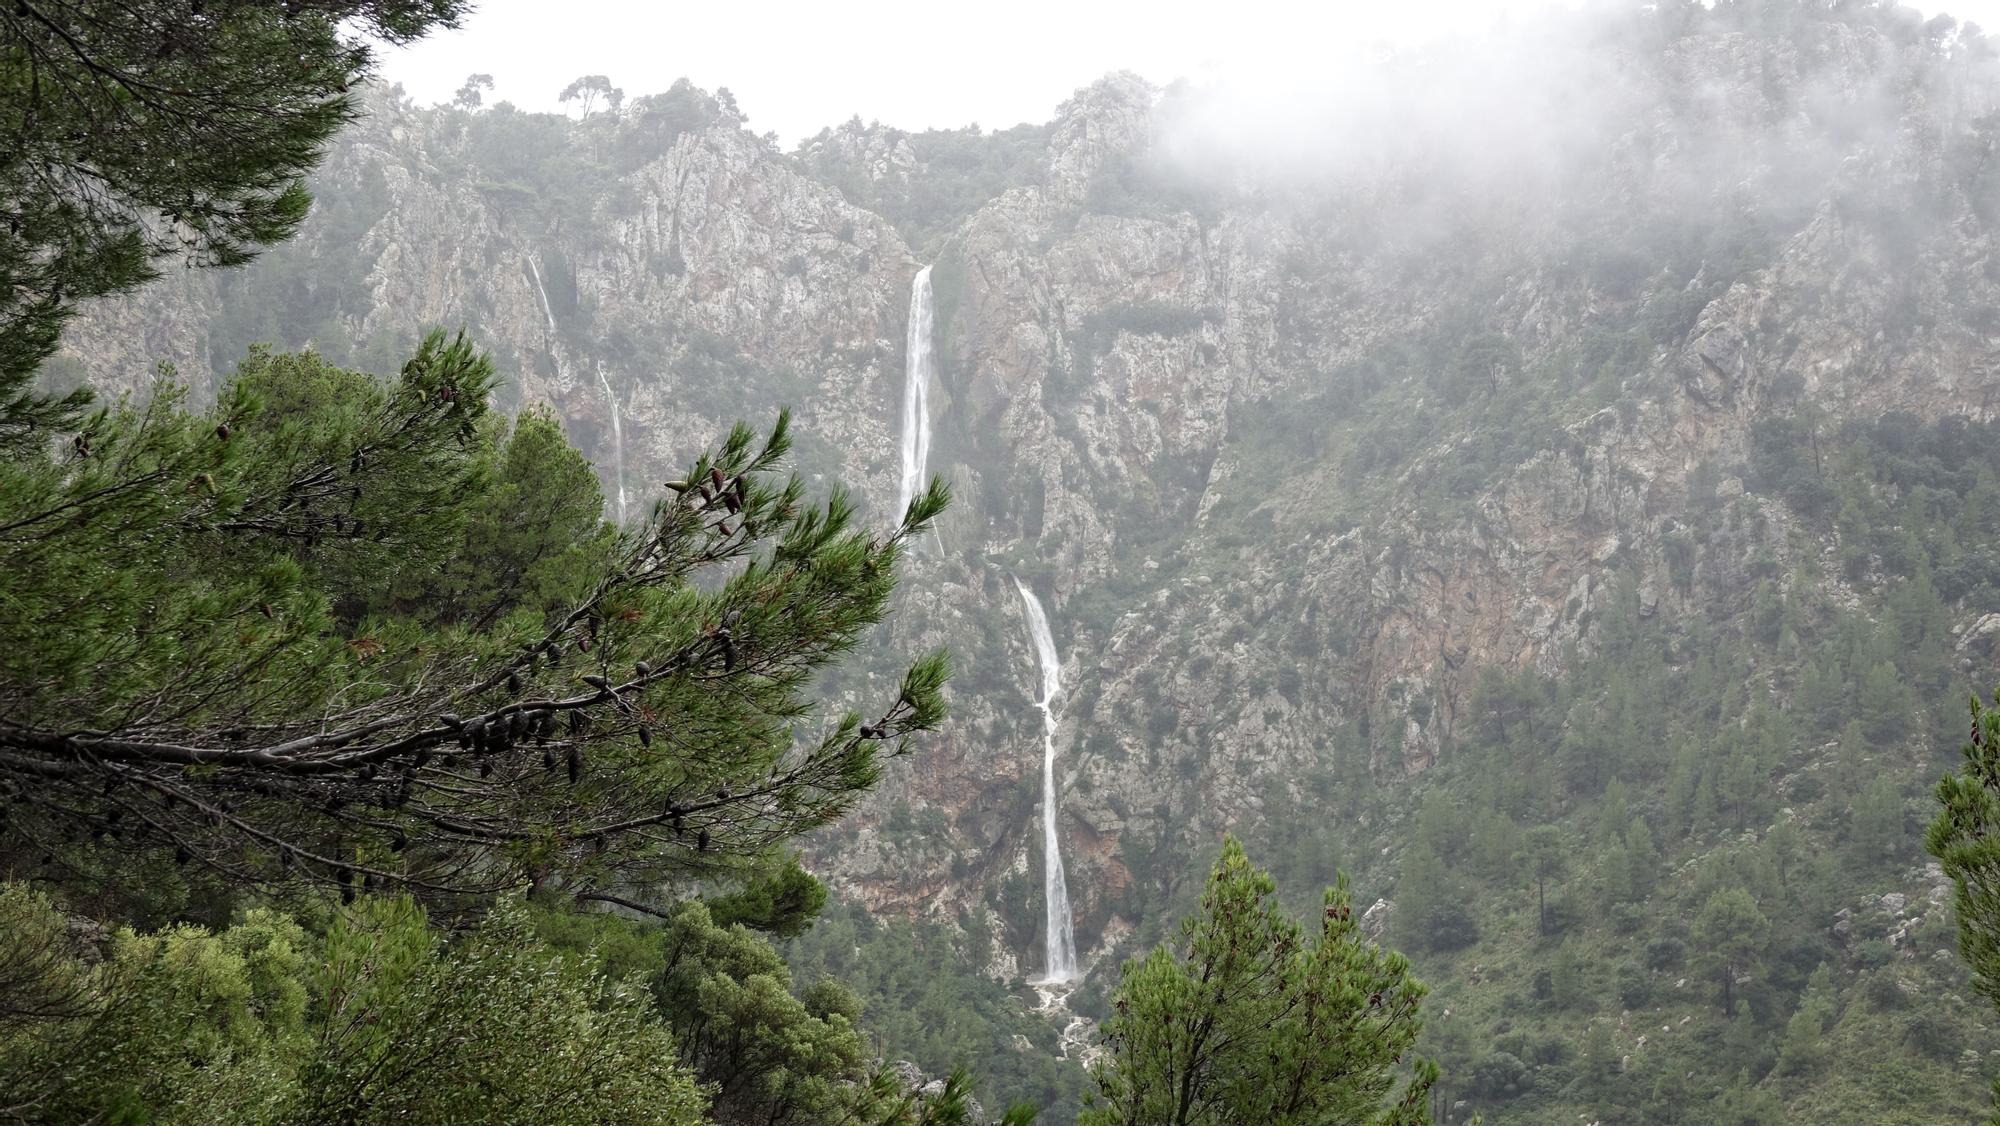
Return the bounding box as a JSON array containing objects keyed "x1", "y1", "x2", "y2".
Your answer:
[
  {"x1": 1517, "y1": 824, "x2": 1567, "y2": 936},
  {"x1": 0, "y1": 0, "x2": 467, "y2": 452},
  {"x1": 704, "y1": 852, "x2": 829, "y2": 938},
  {"x1": 1929, "y1": 688, "x2": 2000, "y2": 1119},
  {"x1": 1082, "y1": 837, "x2": 1434, "y2": 1126},
  {"x1": 0, "y1": 883, "x2": 710, "y2": 1123},
  {"x1": 1693, "y1": 886, "x2": 1769, "y2": 1016},
  {"x1": 0, "y1": 336, "x2": 951, "y2": 912}
]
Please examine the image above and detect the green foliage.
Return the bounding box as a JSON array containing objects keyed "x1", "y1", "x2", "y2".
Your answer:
[
  {"x1": 0, "y1": 885, "x2": 707, "y2": 1123},
  {"x1": 0, "y1": 335, "x2": 492, "y2": 778},
  {"x1": 1516, "y1": 826, "x2": 1568, "y2": 937},
  {"x1": 1693, "y1": 887, "x2": 1770, "y2": 1015},
  {"x1": 393, "y1": 403, "x2": 617, "y2": 629},
  {"x1": 1775, "y1": 964, "x2": 1838, "y2": 1076},
  {"x1": 653, "y1": 900, "x2": 877, "y2": 1123},
  {"x1": 1396, "y1": 843, "x2": 1480, "y2": 954},
  {"x1": 785, "y1": 900, "x2": 1088, "y2": 1120},
  {"x1": 304, "y1": 898, "x2": 706, "y2": 1123},
  {"x1": 11, "y1": 6, "x2": 1998, "y2": 1124},
  {"x1": 1082, "y1": 837, "x2": 1434, "y2": 1125},
  {"x1": 1752, "y1": 412, "x2": 2000, "y2": 605},
  {"x1": 1335, "y1": 405, "x2": 1994, "y2": 1122},
  {"x1": 0, "y1": 20, "x2": 1021, "y2": 1120},
  {"x1": 1853, "y1": 775, "x2": 1908, "y2": 857},
  {"x1": 0, "y1": 337, "x2": 952, "y2": 910},
  {"x1": 1546, "y1": 942, "x2": 1592, "y2": 1012},
  {"x1": 529, "y1": 896, "x2": 1015, "y2": 1126},
  {"x1": 559, "y1": 75, "x2": 624, "y2": 118},
  {"x1": 796, "y1": 119, "x2": 1053, "y2": 252},
  {"x1": 705, "y1": 853, "x2": 830, "y2": 938},
  {"x1": 1929, "y1": 689, "x2": 2000, "y2": 1121},
  {"x1": 0, "y1": 0, "x2": 467, "y2": 451},
  {"x1": 610, "y1": 80, "x2": 735, "y2": 172},
  {"x1": 0, "y1": 883, "x2": 311, "y2": 1121}
]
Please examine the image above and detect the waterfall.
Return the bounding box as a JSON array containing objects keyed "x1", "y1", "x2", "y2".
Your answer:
[
  {"x1": 895, "y1": 265, "x2": 935, "y2": 523},
  {"x1": 1015, "y1": 577, "x2": 1078, "y2": 983},
  {"x1": 592, "y1": 363, "x2": 629, "y2": 523},
  {"x1": 527, "y1": 256, "x2": 627, "y2": 523}
]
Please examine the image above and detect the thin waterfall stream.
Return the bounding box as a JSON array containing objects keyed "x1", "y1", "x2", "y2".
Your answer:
[
  {"x1": 591, "y1": 362, "x2": 629, "y2": 523},
  {"x1": 528, "y1": 256, "x2": 627, "y2": 523},
  {"x1": 895, "y1": 265, "x2": 935, "y2": 521},
  {"x1": 1014, "y1": 577, "x2": 1078, "y2": 983},
  {"x1": 896, "y1": 268, "x2": 1089, "y2": 1052}
]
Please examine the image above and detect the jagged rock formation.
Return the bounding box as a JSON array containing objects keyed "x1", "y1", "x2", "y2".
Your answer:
[{"x1": 54, "y1": 8, "x2": 2000, "y2": 985}]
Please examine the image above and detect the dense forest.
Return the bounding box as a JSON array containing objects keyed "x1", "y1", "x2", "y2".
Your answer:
[{"x1": 12, "y1": 1, "x2": 2000, "y2": 1123}]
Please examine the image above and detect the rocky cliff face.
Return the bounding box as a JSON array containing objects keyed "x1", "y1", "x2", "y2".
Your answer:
[{"x1": 56, "y1": 8, "x2": 2000, "y2": 976}]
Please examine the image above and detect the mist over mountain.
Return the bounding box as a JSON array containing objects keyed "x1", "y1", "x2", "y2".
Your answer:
[{"x1": 28, "y1": 0, "x2": 2000, "y2": 1121}]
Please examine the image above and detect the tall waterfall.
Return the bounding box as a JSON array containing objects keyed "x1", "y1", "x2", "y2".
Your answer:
[
  {"x1": 1015, "y1": 577, "x2": 1078, "y2": 983},
  {"x1": 527, "y1": 256, "x2": 627, "y2": 523},
  {"x1": 894, "y1": 265, "x2": 935, "y2": 522}
]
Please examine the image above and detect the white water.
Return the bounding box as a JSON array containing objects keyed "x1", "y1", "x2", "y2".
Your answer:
[
  {"x1": 592, "y1": 363, "x2": 629, "y2": 523},
  {"x1": 1015, "y1": 577, "x2": 1078, "y2": 983},
  {"x1": 527, "y1": 257, "x2": 627, "y2": 523},
  {"x1": 894, "y1": 266, "x2": 935, "y2": 523},
  {"x1": 1033, "y1": 979, "x2": 1100, "y2": 1065}
]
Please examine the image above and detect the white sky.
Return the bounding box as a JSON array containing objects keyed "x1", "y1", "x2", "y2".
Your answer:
[{"x1": 378, "y1": 0, "x2": 2000, "y2": 145}]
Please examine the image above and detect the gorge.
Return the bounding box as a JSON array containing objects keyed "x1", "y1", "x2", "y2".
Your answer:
[{"x1": 46, "y1": 4, "x2": 2000, "y2": 1119}]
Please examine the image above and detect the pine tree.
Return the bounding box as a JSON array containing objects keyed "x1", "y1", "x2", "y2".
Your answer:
[
  {"x1": 1765, "y1": 818, "x2": 1804, "y2": 892},
  {"x1": 1693, "y1": 887, "x2": 1769, "y2": 1015},
  {"x1": 1549, "y1": 941, "x2": 1591, "y2": 1011},
  {"x1": 0, "y1": 340, "x2": 951, "y2": 910},
  {"x1": 1852, "y1": 775, "x2": 1907, "y2": 858},
  {"x1": 0, "y1": 887, "x2": 711, "y2": 1123},
  {"x1": 1623, "y1": 816, "x2": 1660, "y2": 899},
  {"x1": 1797, "y1": 655, "x2": 1844, "y2": 738},
  {"x1": 1858, "y1": 660, "x2": 1913, "y2": 747},
  {"x1": 1596, "y1": 779, "x2": 1631, "y2": 843},
  {"x1": 1411, "y1": 791, "x2": 1463, "y2": 865},
  {"x1": 1468, "y1": 808, "x2": 1521, "y2": 881},
  {"x1": 703, "y1": 854, "x2": 828, "y2": 938},
  {"x1": 1395, "y1": 842, "x2": 1479, "y2": 953},
  {"x1": 1598, "y1": 837, "x2": 1636, "y2": 908},
  {"x1": 1775, "y1": 963, "x2": 1836, "y2": 1076},
  {"x1": 1927, "y1": 689, "x2": 2000, "y2": 1121},
  {"x1": 1576, "y1": 1019, "x2": 1618, "y2": 1094},
  {"x1": 1750, "y1": 578, "x2": 1784, "y2": 646},
  {"x1": 1082, "y1": 837, "x2": 1434, "y2": 1126},
  {"x1": 1516, "y1": 825, "x2": 1567, "y2": 936},
  {"x1": 1, "y1": 1, "x2": 469, "y2": 452},
  {"x1": 651, "y1": 900, "x2": 879, "y2": 1123}
]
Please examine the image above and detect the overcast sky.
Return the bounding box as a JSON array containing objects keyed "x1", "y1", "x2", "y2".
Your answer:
[{"x1": 378, "y1": 0, "x2": 2000, "y2": 144}]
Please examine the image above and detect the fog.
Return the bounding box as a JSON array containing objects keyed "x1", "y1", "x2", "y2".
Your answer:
[
  {"x1": 380, "y1": 0, "x2": 2000, "y2": 148},
  {"x1": 1149, "y1": 11, "x2": 1636, "y2": 189},
  {"x1": 378, "y1": 0, "x2": 1591, "y2": 143},
  {"x1": 1121, "y1": 0, "x2": 2000, "y2": 266},
  {"x1": 19, "y1": 3, "x2": 2000, "y2": 1124}
]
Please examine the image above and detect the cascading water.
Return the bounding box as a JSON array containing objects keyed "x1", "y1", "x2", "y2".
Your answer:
[
  {"x1": 592, "y1": 362, "x2": 629, "y2": 523},
  {"x1": 527, "y1": 256, "x2": 627, "y2": 523},
  {"x1": 1015, "y1": 577, "x2": 1078, "y2": 984},
  {"x1": 894, "y1": 265, "x2": 935, "y2": 523}
]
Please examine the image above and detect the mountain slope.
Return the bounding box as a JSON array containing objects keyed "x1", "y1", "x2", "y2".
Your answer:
[{"x1": 49, "y1": 4, "x2": 2000, "y2": 1120}]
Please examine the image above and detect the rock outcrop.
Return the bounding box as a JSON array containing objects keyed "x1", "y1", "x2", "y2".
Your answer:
[{"x1": 54, "y1": 9, "x2": 2000, "y2": 978}]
